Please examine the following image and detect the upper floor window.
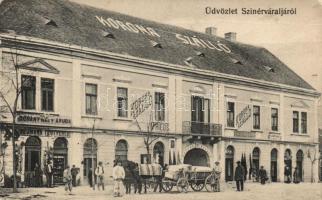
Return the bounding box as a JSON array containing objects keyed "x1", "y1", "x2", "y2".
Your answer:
[
  {"x1": 41, "y1": 78, "x2": 54, "y2": 111},
  {"x1": 227, "y1": 102, "x2": 235, "y2": 127},
  {"x1": 85, "y1": 83, "x2": 97, "y2": 115},
  {"x1": 301, "y1": 112, "x2": 307, "y2": 134},
  {"x1": 155, "y1": 92, "x2": 165, "y2": 121},
  {"x1": 271, "y1": 108, "x2": 278, "y2": 131},
  {"x1": 293, "y1": 111, "x2": 299, "y2": 133},
  {"x1": 253, "y1": 105, "x2": 260, "y2": 129},
  {"x1": 191, "y1": 96, "x2": 210, "y2": 123},
  {"x1": 117, "y1": 87, "x2": 128, "y2": 118},
  {"x1": 21, "y1": 75, "x2": 36, "y2": 110}
]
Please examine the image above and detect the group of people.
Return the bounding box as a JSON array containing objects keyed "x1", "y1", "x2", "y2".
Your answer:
[
  {"x1": 284, "y1": 165, "x2": 302, "y2": 184},
  {"x1": 234, "y1": 161, "x2": 267, "y2": 191}
]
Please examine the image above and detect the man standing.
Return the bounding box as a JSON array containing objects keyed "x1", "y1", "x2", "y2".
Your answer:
[
  {"x1": 284, "y1": 165, "x2": 292, "y2": 183},
  {"x1": 46, "y1": 160, "x2": 53, "y2": 188},
  {"x1": 234, "y1": 161, "x2": 245, "y2": 191},
  {"x1": 213, "y1": 161, "x2": 222, "y2": 192},
  {"x1": 113, "y1": 160, "x2": 125, "y2": 197},
  {"x1": 63, "y1": 165, "x2": 72, "y2": 194},
  {"x1": 152, "y1": 160, "x2": 163, "y2": 193},
  {"x1": 95, "y1": 161, "x2": 105, "y2": 191},
  {"x1": 71, "y1": 165, "x2": 79, "y2": 187},
  {"x1": 258, "y1": 166, "x2": 268, "y2": 184}
]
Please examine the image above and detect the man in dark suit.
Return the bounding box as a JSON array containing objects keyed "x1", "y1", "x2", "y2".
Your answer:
[
  {"x1": 234, "y1": 161, "x2": 245, "y2": 191},
  {"x1": 46, "y1": 160, "x2": 53, "y2": 188}
]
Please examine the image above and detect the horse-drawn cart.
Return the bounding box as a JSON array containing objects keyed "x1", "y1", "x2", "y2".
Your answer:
[{"x1": 161, "y1": 164, "x2": 215, "y2": 193}]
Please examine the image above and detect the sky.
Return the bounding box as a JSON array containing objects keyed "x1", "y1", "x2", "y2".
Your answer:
[{"x1": 71, "y1": 0, "x2": 322, "y2": 90}]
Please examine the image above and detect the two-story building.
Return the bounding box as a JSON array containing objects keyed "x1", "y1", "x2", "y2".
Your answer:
[{"x1": 0, "y1": 0, "x2": 320, "y2": 186}]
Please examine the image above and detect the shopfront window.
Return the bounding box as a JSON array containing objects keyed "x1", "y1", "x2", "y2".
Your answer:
[{"x1": 115, "y1": 140, "x2": 128, "y2": 163}]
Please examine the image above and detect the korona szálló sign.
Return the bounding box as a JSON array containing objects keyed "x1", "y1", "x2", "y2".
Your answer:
[{"x1": 95, "y1": 16, "x2": 231, "y2": 53}]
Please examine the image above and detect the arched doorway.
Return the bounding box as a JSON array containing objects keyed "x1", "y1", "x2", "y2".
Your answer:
[
  {"x1": 225, "y1": 146, "x2": 234, "y2": 181},
  {"x1": 153, "y1": 142, "x2": 164, "y2": 166},
  {"x1": 271, "y1": 148, "x2": 278, "y2": 182},
  {"x1": 83, "y1": 138, "x2": 97, "y2": 185},
  {"x1": 296, "y1": 150, "x2": 304, "y2": 182},
  {"x1": 115, "y1": 140, "x2": 128, "y2": 164},
  {"x1": 252, "y1": 147, "x2": 260, "y2": 181},
  {"x1": 284, "y1": 149, "x2": 292, "y2": 180},
  {"x1": 184, "y1": 148, "x2": 209, "y2": 167},
  {"x1": 53, "y1": 137, "x2": 68, "y2": 185},
  {"x1": 24, "y1": 136, "x2": 41, "y2": 187}
]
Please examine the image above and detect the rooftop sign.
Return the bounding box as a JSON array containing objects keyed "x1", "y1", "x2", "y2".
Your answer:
[{"x1": 95, "y1": 16, "x2": 231, "y2": 53}]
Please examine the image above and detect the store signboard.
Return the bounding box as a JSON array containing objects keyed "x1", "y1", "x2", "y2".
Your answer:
[{"x1": 17, "y1": 112, "x2": 71, "y2": 126}]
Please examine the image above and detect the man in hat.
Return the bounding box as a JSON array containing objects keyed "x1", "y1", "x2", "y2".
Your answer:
[
  {"x1": 113, "y1": 160, "x2": 125, "y2": 197},
  {"x1": 213, "y1": 161, "x2": 222, "y2": 192},
  {"x1": 95, "y1": 161, "x2": 105, "y2": 190},
  {"x1": 234, "y1": 161, "x2": 245, "y2": 191}
]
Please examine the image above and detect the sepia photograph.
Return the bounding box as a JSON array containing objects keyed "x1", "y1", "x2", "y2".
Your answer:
[{"x1": 0, "y1": 0, "x2": 321, "y2": 199}]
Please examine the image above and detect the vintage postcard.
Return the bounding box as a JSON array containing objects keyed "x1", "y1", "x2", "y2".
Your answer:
[{"x1": 0, "y1": 0, "x2": 321, "y2": 199}]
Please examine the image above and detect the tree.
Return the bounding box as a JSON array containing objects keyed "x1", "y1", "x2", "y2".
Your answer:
[
  {"x1": 0, "y1": 45, "x2": 27, "y2": 192},
  {"x1": 130, "y1": 91, "x2": 168, "y2": 157},
  {"x1": 307, "y1": 148, "x2": 319, "y2": 183}
]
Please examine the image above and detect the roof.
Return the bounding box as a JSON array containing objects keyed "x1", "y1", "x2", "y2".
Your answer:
[{"x1": 0, "y1": 0, "x2": 314, "y2": 90}]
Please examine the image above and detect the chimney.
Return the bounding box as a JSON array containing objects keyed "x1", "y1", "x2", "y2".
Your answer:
[
  {"x1": 225, "y1": 32, "x2": 237, "y2": 42},
  {"x1": 205, "y1": 27, "x2": 217, "y2": 36}
]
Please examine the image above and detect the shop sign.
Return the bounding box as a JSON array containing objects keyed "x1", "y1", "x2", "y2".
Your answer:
[
  {"x1": 95, "y1": 16, "x2": 231, "y2": 54},
  {"x1": 17, "y1": 113, "x2": 71, "y2": 126},
  {"x1": 234, "y1": 130, "x2": 256, "y2": 138},
  {"x1": 236, "y1": 105, "x2": 251, "y2": 128},
  {"x1": 20, "y1": 129, "x2": 71, "y2": 138},
  {"x1": 130, "y1": 92, "x2": 153, "y2": 119}
]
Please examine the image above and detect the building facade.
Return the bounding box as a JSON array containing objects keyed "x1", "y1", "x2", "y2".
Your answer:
[{"x1": 0, "y1": 0, "x2": 320, "y2": 186}]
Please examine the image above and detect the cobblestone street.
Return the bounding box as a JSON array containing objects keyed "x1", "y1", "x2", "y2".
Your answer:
[{"x1": 1, "y1": 182, "x2": 322, "y2": 200}]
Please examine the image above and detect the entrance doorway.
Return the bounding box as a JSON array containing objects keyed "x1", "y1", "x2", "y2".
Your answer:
[
  {"x1": 252, "y1": 147, "x2": 260, "y2": 180},
  {"x1": 83, "y1": 138, "x2": 97, "y2": 186},
  {"x1": 24, "y1": 136, "x2": 41, "y2": 187},
  {"x1": 296, "y1": 150, "x2": 304, "y2": 182},
  {"x1": 184, "y1": 148, "x2": 209, "y2": 167},
  {"x1": 153, "y1": 142, "x2": 164, "y2": 166},
  {"x1": 53, "y1": 137, "x2": 68, "y2": 185},
  {"x1": 271, "y1": 148, "x2": 278, "y2": 182},
  {"x1": 225, "y1": 146, "x2": 234, "y2": 181}
]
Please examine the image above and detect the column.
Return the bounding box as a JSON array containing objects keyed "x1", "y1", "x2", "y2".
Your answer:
[{"x1": 278, "y1": 144, "x2": 285, "y2": 182}]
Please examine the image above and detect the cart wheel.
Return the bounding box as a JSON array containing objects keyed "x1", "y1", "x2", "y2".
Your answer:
[
  {"x1": 177, "y1": 177, "x2": 189, "y2": 193},
  {"x1": 204, "y1": 174, "x2": 215, "y2": 192},
  {"x1": 162, "y1": 179, "x2": 173, "y2": 192},
  {"x1": 190, "y1": 180, "x2": 204, "y2": 191}
]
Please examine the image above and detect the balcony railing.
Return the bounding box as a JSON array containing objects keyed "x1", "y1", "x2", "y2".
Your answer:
[{"x1": 182, "y1": 121, "x2": 222, "y2": 136}]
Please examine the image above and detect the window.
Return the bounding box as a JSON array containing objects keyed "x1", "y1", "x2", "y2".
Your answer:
[
  {"x1": 293, "y1": 111, "x2": 299, "y2": 133},
  {"x1": 85, "y1": 83, "x2": 97, "y2": 115},
  {"x1": 227, "y1": 102, "x2": 235, "y2": 127},
  {"x1": 115, "y1": 140, "x2": 128, "y2": 163},
  {"x1": 117, "y1": 87, "x2": 128, "y2": 118},
  {"x1": 271, "y1": 108, "x2": 278, "y2": 131},
  {"x1": 253, "y1": 105, "x2": 260, "y2": 129},
  {"x1": 155, "y1": 92, "x2": 165, "y2": 121},
  {"x1": 301, "y1": 112, "x2": 307, "y2": 134},
  {"x1": 41, "y1": 78, "x2": 54, "y2": 111},
  {"x1": 21, "y1": 75, "x2": 36, "y2": 110}
]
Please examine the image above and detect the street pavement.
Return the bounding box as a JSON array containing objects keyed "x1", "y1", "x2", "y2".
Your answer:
[{"x1": 0, "y1": 182, "x2": 321, "y2": 200}]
